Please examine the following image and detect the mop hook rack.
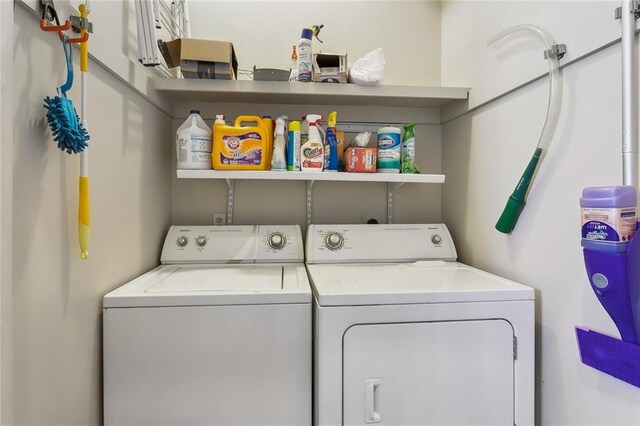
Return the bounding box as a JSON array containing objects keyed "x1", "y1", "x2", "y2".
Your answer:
[{"x1": 38, "y1": 0, "x2": 90, "y2": 45}]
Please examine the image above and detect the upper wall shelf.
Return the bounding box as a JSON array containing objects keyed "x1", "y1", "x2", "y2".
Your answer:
[{"x1": 153, "y1": 78, "x2": 469, "y2": 108}]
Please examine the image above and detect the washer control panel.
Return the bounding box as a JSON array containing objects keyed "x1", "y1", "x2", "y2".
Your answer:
[
  {"x1": 161, "y1": 225, "x2": 303, "y2": 264},
  {"x1": 305, "y1": 224, "x2": 457, "y2": 264}
]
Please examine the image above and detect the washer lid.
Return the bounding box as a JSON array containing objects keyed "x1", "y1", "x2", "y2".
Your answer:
[
  {"x1": 104, "y1": 264, "x2": 311, "y2": 308},
  {"x1": 306, "y1": 261, "x2": 534, "y2": 306}
]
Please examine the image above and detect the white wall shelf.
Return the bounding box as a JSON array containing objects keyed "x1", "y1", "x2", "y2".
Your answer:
[
  {"x1": 155, "y1": 78, "x2": 469, "y2": 108},
  {"x1": 177, "y1": 170, "x2": 445, "y2": 184}
]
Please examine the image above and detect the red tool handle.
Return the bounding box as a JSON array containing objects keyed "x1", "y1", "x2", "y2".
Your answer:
[
  {"x1": 60, "y1": 32, "x2": 89, "y2": 44},
  {"x1": 40, "y1": 18, "x2": 70, "y2": 32}
]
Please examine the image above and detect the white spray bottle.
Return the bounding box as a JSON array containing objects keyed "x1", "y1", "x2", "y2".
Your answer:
[
  {"x1": 271, "y1": 116, "x2": 288, "y2": 171},
  {"x1": 301, "y1": 114, "x2": 323, "y2": 172}
]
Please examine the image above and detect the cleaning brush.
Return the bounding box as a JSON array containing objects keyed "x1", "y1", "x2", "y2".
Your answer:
[{"x1": 43, "y1": 34, "x2": 90, "y2": 154}]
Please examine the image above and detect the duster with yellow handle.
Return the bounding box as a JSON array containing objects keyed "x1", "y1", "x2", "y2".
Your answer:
[{"x1": 78, "y1": 3, "x2": 90, "y2": 259}]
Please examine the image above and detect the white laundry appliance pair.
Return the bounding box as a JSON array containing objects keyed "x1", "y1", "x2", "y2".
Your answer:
[{"x1": 103, "y1": 224, "x2": 534, "y2": 426}]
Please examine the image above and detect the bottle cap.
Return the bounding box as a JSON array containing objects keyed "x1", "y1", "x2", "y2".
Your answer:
[
  {"x1": 301, "y1": 28, "x2": 313, "y2": 40},
  {"x1": 289, "y1": 121, "x2": 301, "y2": 131},
  {"x1": 190, "y1": 109, "x2": 200, "y2": 114}
]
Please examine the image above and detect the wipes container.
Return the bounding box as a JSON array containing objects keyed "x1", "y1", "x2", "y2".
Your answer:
[
  {"x1": 212, "y1": 116, "x2": 271, "y2": 170},
  {"x1": 376, "y1": 127, "x2": 401, "y2": 173}
]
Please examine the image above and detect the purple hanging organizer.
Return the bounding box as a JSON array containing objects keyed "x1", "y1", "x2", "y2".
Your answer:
[{"x1": 576, "y1": 215, "x2": 640, "y2": 388}]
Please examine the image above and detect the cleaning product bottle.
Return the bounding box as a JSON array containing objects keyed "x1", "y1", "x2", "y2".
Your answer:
[
  {"x1": 289, "y1": 45, "x2": 298, "y2": 82},
  {"x1": 580, "y1": 186, "x2": 639, "y2": 343},
  {"x1": 287, "y1": 120, "x2": 301, "y2": 171},
  {"x1": 297, "y1": 28, "x2": 313, "y2": 82},
  {"x1": 376, "y1": 126, "x2": 402, "y2": 173},
  {"x1": 324, "y1": 111, "x2": 339, "y2": 172},
  {"x1": 401, "y1": 123, "x2": 420, "y2": 174},
  {"x1": 212, "y1": 115, "x2": 270, "y2": 170},
  {"x1": 262, "y1": 116, "x2": 274, "y2": 167},
  {"x1": 271, "y1": 116, "x2": 288, "y2": 171},
  {"x1": 301, "y1": 115, "x2": 323, "y2": 171},
  {"x1": 176, "y1": 109, "x2": 212, "y2": 170}
]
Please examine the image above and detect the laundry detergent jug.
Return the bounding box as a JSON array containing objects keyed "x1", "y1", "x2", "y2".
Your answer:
[{"x1": 212, "y1": 116, "x2": 271, "y2": 170}]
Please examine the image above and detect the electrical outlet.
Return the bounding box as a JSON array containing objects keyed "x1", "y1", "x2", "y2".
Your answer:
[
  {"x1": 361, "y1": 213, "x2": 382, "y2": 225},
  {"x1": 213, "y1": 213, "x2": 226, "y2": 226}
]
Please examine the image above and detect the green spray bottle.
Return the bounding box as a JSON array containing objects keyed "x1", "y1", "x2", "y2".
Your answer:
[{"x1": 401, "y1": 123, "x2": 420, "y2": 174}]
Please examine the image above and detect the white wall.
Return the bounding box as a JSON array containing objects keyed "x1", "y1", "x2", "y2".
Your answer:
[
  {"x1": 172, "y1": 1, "x2": 445, "y2": 228},
  {"x1": 442, "y1": 2, "x2": 640, "y2": 425},
  {"x1": 188, "y1": 0, "x2": 442, "y2": 86},
  {"x1": 11, "y1": 4, "x2": 173, "y2": 424}
]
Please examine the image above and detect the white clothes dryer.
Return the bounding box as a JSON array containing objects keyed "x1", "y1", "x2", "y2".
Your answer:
[
  {"x1": 306, "y1": 224, "x2": 534, "y2": 426},
  {"x1": 104, "y1": 225, "x2": 311, "y2": 425}
]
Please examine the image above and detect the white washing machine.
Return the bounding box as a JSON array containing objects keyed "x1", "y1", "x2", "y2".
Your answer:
[
  {"x1": 306, "y1": 224, "x2": 535, "y2": 426},
  {"x1": 103, "y1": 225, "x2": 311, "y2": 426}
]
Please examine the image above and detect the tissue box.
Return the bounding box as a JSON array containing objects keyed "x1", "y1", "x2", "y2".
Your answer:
[
  {"x1": 345, "y1": 147, "x2": 377, "y2": 173},
  {"x1": 312, "y1": 53, "x2": 348, "y2": 83}
]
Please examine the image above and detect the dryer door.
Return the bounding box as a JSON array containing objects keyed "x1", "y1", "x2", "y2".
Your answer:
[{"x1": 343, "y1": 319, "x2": 514, "y2": 426}]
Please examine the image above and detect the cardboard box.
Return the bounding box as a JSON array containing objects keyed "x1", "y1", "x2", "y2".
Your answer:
[
  {"x1": 345, "y1": 147, "x2": 377, "y2": 173},
  {"x1": 312, "y1": 53, "x2": 347, "y2": 83},
  {"x1": 336, "y1": 131, "x2": 345, "y2": 160},
  {"x1": 161, "y1": 38, "x2": 238, "y2": 79}
]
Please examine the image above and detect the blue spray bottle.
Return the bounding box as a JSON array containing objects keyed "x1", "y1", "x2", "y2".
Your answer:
[{"x1": 324, "y1": 111, "x2": 339, "y2": 172}]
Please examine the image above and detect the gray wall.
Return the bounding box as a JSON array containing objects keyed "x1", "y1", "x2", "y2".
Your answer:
[
  {"x1": 11, "y1": 6, "x2": 172, "y2": 424},
  {"x1": 441, "y1": 1, "x2": 640, "y2": 424}
]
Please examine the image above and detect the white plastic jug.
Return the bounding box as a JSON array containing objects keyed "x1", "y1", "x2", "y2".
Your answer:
[{"x1": 176, "y1": 110, "x2": 212, "y2": 170}]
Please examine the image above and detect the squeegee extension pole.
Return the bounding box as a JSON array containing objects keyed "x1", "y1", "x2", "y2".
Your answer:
[{"x1": 622, "y1": 0, "x2": 639, "y2": 190}]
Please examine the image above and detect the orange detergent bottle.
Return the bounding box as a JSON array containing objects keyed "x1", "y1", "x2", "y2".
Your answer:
[{"x1": 212, "y1": 116, "x2": 272, "y2": 170}]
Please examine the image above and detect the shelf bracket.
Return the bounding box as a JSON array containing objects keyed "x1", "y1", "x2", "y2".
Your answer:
[
  {"x1": 387, "y1": 182, "x2": 405, "y2": 224},
  {"x1": 306, "y1": 180, "x2": 315, "y2": 227},
  {"x1": 225, "y1": 178, "x2": 235, "y2": 225}
]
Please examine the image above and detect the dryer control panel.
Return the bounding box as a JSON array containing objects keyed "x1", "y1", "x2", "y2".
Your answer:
[
  {"x1": 305, "y1": 224, "x2": 457, "y2": 264},
  {"x1": 161, "y1": 225, "x2": 304, "y2": 264}
]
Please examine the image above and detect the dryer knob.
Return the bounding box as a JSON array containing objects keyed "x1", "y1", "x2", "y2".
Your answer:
[
  {"x1": 176, "y1": 236, "x2": 189, "y2": 247},
  {"x1": 195, "y1": 236, "x2": 207, "y2": 247},
  {"x1": 324, "y1": 232, "x2": 344, "y2": 250},
  {"x1": 431, "y1": 234, "x2": 443, "y2": 245}
]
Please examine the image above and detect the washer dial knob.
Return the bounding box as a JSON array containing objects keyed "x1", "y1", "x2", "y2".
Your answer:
[
  {"x1": 176, "y1": 236, "x2": 189, "y2": 247},
  {"x1": 268, "y1": 232, "x2": 286, "y2": 250},
  {"x1": 324, "y1": 232, "x2": 344, "y2": 250},
  {"x1": 195, "y1": 236, "x2": 208, "y2": 247},
  {"x1": 431, "y1": 234, "x2": 443, "y2": 245}
]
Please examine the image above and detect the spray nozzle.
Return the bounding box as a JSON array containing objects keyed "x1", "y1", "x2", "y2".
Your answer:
[
  {"x1": 328, "y1": 111, "x2": 337, "y2": 127},
  {"x1": 275, "y1": 116, "x2": 288, "y2": 135},
  {"x1": 305, "y1": 114, "x2": 322, "y2": 126},
  {"x1": 310, "y1": 24, "x2": 324, "y2": 42}
]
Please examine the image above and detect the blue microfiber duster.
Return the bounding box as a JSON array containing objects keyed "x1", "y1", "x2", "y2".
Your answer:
[{"x1": 43, "y1": 35, "x2": 89, "y2": 154}]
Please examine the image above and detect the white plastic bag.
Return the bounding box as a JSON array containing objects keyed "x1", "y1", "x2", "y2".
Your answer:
[{"x1": 348, "y1": 48, "x2": 385, "y2": 86}]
